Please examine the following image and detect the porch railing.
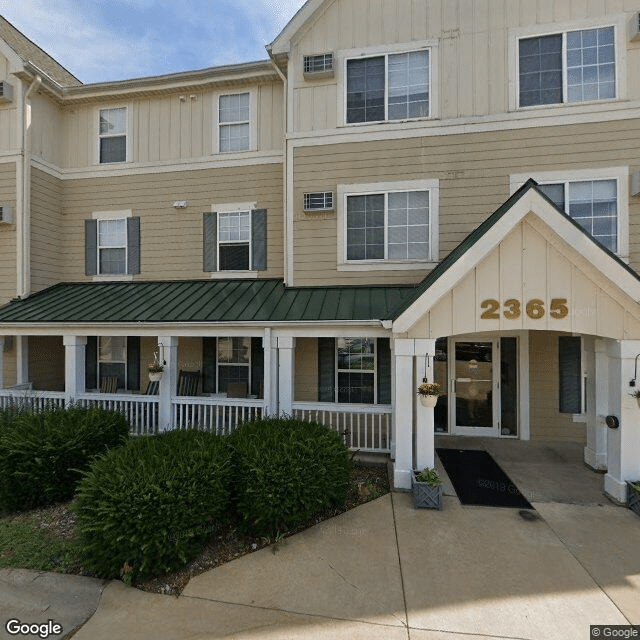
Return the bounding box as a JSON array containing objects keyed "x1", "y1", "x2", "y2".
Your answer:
[
  {"x1": 172, "y1": 396, "x2": 264, "y2": 434},
  {"x1": 291, "y1": 402, "x2": 392, "y2": 453},
  {"x1": 76, "y1": 394, "x2": 159, "y2": 435},
  {"x1": 0, "y1": 389, "x2": 67, "y2": 412}
]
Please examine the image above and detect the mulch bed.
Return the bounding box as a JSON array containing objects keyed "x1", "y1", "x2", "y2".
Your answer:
[{"x1": 1, "y1": 462, "x2": 389, "y2": 596}]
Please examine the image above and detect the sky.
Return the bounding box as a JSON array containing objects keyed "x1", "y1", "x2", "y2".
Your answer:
[{"x1": 0, "y1": 0, "x2": 307, "y2": 84}]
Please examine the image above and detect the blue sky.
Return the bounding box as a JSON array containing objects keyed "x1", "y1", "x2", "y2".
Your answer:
[{"x1": 0, "y1": 0, "x2": 307, "y2": 84}]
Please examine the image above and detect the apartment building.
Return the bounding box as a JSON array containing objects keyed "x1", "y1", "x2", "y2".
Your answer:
[{"x1": 0, "y1": 0, "x2": 639, "y2": 501}]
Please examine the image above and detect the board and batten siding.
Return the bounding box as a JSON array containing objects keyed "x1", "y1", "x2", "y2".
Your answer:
[
  {"x1": 292, "y1": 118, "x2": 640, "y2": 286},
  {"x1": 30, "y1": 94, "x2": 65, "y2": 168},
  {"x1": 290, "y1": 0, "x2": 640, "y2": 132},
  {"x1": 31, "y1": 168, "x2": 63, "y2": 293},
  {"x1": 62, "y1": 82, "x2": 284, "y2": 169},
  {"x1": 0, "y1": 161, "x2": 16, "y2": 305},
  {"x1": 0, "y1": 53, "x2": 19, "y2": 152},
  {"x1": 60, "y1": 163, "x2": 283, "y2": 281}
]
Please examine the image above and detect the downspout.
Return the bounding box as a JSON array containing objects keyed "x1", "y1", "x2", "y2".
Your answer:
[
  {"x1": 267, "y1": 49, "x2": 289, "y2": 285},
  {"x1": 16, "y1": 73, "x2": 41, "y2": 299}
]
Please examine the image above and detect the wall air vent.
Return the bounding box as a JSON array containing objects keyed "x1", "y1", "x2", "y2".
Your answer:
[
  {"x1": 0, "y1": 205, "x2": 13, "y2": 224},
  {"x1": 304, "y1": 192, "x2": 334, "y2": 212},
  {"x1": 630, "y1": 12, "x2": 640, "y2": 42},
  {"x1": 0, "y1": 81, "x2": 13, "y2": 104},
  {"x1": 303, "y1": 53, "x2": 334, "y2": 78}
]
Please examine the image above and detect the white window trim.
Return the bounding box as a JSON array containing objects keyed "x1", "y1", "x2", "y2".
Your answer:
[
  {"x1": 336, "y1": 39, "x2": 439, "y2": 128},
  {"x1": 91, "y1": 209, "x2": 132, "y2": 278},
  {"x1": 510, "y1": 167, "x2": 629, "y2": 260},
  {"x1": 216, "y1": 337, "x2": 251, "y2": 395},
  {"x1": 337, "y1": 179, "x2": 439, "y2": 271},
  {"x1": 95, "y1": 105, "x2": 133, "y2": 165},
  {"x1": 211, "y1": 201, "x2": 257, "y2": 273},
  {"x1": 97, "y1": 336, "x2": 127, "y2": 391},
  {"x1": 213, "y1": 89, "x2": 257, "y2": 155},
  {"x1": 335, "y1": 338, "x2": 377, "y2": 405},
  {"x1": 508, "y1": 14, "x2": 627, "y2": 112}
]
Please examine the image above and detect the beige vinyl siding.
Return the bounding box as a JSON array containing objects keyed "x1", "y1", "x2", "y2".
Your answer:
[
  {"x1": 0, "y1": 53, "x2": 19, "y2": 152},
  {"x1": 62, "y1": 82, "x2": 283, "y2": 168},
  {"x1": 61, "y1": 163, "x2": 283, "y2": 281},
  {"x1": 290, "y1": 0, "x2": 640, "y2": 132},
  {"x1": 0, "y1": 161, "x2": 16, "y2": 304},
  {"x1": 293, "y1": 118, "x2": 640, "y2": 286},
  {"x1": 178, "y1": 337, "x2": 203, "y2": 375},
  {"x1": 29, "y1": 336, "x2": 64, "y2": 392},
  {"x1": 529, "y1": 330, "x2": 586, "y2": 443},
  {"x1": 2, "y1": 346, "x2": 16, "y2": 388},
  {"x1": 295, "y1": 337, "x2": 319, "y2": 401},
  {"x1": 31, "y1": 168, "x2": 63, "y2": 293},
  {"x1": 30, "y1": 94, "x2": 64, "y2": 167}
]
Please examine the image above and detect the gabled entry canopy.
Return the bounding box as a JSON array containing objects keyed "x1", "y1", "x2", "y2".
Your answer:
[{"x1": 392, "y1": 180, "x2": 640, "y2": 340}]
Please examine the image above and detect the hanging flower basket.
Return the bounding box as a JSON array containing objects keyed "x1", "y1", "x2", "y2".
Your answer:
[
  {"x1": 148, "y1": 371, "x2": 163, "y2": 382},
  {"x1": 419, "y1": 394, "x2": 438, "y2": 408},
  {"x1": 417, "y1": 381, "x2": 440, "y2": 408}
]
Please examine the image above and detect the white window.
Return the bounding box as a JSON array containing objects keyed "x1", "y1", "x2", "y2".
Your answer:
[
  {"x1": 219, "y1": 93, "x2": 250, "y2": 152},
  {"x1": 336, "y1": 338, "x2": 376, "y2": 404},
  {"x1": 517, "y1": 25, "x2": 617, "y2": 107},
  {"x1": 218, "y1": 211, "x2": 251, "y2": 270},
  {"x1": 337, "y1": 179, "x2": 439, "y2": 268},
  {"x1": 97, "y1": 218, "x2": 127, "y2": 274},
  {"x1": 98, "y1": 336, "x2": 126, "y2": 389},
  {"x1": 346, "y1": 49, "x2": 429, "y2": 123},
  {"x1": 217, "y1": 337, "x2": 250, "y2": 394},
  {"x1": 99, "y1": 107, "x2": 127, "y2": 163}
]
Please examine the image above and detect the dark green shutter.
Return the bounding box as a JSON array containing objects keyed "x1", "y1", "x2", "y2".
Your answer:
[
  {"x1": 127, "y1": 217, "x2": 140, "y2": 275},
  {"x1": 559, "y1": 336, "x2": 581, "y2": 414},
  {"x1": 203, "y1": 213, "x2": 217, "y2": 272},
  {"x1": 317, "y1": 337, "x2": 335, "y2": 402},
  {"x1": 85, "y1": 219, "x2": 97, "y2": 276},
  {"x1": 202, "y1": 337, "x2": 217, "y2": 393},
  {"x1": 126, "y1": 336, "x2": 140, "y2": 391},
  {"x1": 85, "y1": 336, "x2": 97, "y2": 390},
  {"x1": 377, "y1": 338, "x2": 391, "y2": 404},
  {"x1": 251, "y1": 209, "x2": 267, "y2": 271},
  {"x1": 251, "y1": 337, "x2": 264, "y2": 397}
]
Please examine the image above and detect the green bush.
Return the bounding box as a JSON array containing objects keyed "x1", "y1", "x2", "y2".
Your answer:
[
  {"x1": 230, "y1": 418, "x2": 352, "y2": 537},
  {"x1": 73, "y1": 429, "x2": 233, "y2": 581},
  {"x1": 0, "y1": 406, "x2": 131, "y2": 512}
]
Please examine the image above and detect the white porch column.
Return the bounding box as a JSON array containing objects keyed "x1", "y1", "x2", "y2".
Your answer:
[
  {"x1": 158, "y1": 336, "x2": 178, "y2": 431},
  {"x1": 604, "y1": 339, "x2": 640, "y2": 502},
  {"x1": 63, "y1": 336, "x2": 86, "y2": 403},
  {"x1": 415, "y1": 338, "x2": 436, "y2": 472},
  {"x1": 277, "y1": 336, "x2": 294, "y2": 416},
  {"x1": 16, "y1": 335, "x2": 28, "y2": 385},
  {"x1": 392, "y1": 338, "x2": 415, "y2": 490},
  {"x1": 262, "y1": 328, "x2": 278, "y2": 416},
  {"x1": 584, "y1": 338, "x2": 610, "y2": 471},
  {"x1": 0, "y1": 337, "x2": 4, "y2": 388}
]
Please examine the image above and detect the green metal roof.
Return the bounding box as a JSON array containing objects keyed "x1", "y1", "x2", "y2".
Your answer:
[{"x1": 0, "y1": 279, "x2": 416, "y2": 325}]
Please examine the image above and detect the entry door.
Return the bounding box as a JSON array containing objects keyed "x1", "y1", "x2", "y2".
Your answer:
[{"x1": 450, "y1": 339, "x2": 500, "y2": 436}]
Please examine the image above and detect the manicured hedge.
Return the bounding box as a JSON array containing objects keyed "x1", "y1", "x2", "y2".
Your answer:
[
  {"x1": 230, "y1": 418, "x2": 352, "y2": 537},
  {"x1": 0, "y1": 406, "x2": 130, "y2": 512},
  {"x1": 73, "y1": 429, "x2": 233, "y2": 581}
]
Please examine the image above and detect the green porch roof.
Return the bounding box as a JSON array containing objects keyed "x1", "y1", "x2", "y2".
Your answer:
[{"x1": 0, "y1": 279, "x2": 416, "y2": 325}]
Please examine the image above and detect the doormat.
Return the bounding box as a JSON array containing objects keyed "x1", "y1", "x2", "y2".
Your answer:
[{"x1": 436, "y1": 448, "x2": 533, "y2": 509}]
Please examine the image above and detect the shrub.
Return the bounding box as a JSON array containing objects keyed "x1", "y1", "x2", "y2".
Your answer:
[
  {"x1": 230, "y1": 417, "x2": 352, "y2": 537},
  {"x1": 0, "y1": 406, "x2": 131, "y2": 513},
  {"x1": 73, "y1": 429, "x2": 233, "y2": 582}
]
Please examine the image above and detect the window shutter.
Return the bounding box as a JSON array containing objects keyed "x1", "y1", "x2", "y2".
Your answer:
[
  {"x1": 202, "y1": 337, "x2": 217, "y2": 393},
  {"x1": 251, "y1": 209, "x2": 267, "y2": 271},
  {"x1": 559, "y1": 336, "x2": 581, "y2": 413},
  {"x1": 85, "y1": 219, "x2": 97, "y2": 276},
  {"x1": 377, "y1": 338, "x2": 391, "y2": 404},
  {"x1": 251, "y1": 337, "x2": 264, "y2": 397},
  {"x1": 317, "y1": 337, "x2": 335, "y2": 402},
  {"x1": 85, "y1": 336, "x2": 97, "y2": 390},
  {"x1": 203, "y1": 213, "x2": 217, "y2": 272},
  {"x1": 127, "y1": 217, "x2": 140, "y2": 275},
  {"x1": 126, "y1": 336, "x2": 140, "y2": 391}
]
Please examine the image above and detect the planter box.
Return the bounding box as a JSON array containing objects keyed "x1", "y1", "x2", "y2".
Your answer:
[
  {"x1": 628, "y1": 482, "x2": 640, "y2": 517},
  {"x1": 411, "y1": 472, "x2": 443, "y2": 510}
]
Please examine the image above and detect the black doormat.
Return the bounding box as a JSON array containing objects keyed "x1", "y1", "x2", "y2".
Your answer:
[{"x1": 436, "y1": 448, "x2": 533, "y2": 509}]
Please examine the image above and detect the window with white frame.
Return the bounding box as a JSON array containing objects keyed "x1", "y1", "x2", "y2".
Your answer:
[
  {"x1": 346, "y1": 49, "x2": 429, "y2": 123},
  {"x1": 218, "y1": 211, "x2": 251, "y2": 270},
  {"x1": 98, "y1": 336, "x2": 126, "y2": 389},
  {"x1": 217, "y1": 337, "x2": 250, "y2": 393},
  {"x1": 336, "y1": 338, "x2": 375, "y2": 404},
  {"x1": 97, "y1": 218, "x2": 127, "y2": 274},
  {"x1": 99, "y1": 107, "x2": 127, "y2": 163},
  {"x1": 518, "y1": 26, "x2": 615, "y2": 107},
  {"x1": 219, "y1": 93, "x2": 250, "y2": 152}
]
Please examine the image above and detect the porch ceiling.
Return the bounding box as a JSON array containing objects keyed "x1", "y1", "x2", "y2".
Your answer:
[{"x1": 0, "y1": 279, "x2": 416, "y2": 325}]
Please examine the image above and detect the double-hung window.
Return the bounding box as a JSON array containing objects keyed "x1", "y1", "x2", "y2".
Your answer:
[
  {"x1": 337, "y1": 338, "x2": 376, "y2": 404},
  {"x1": 98, "y1": 336, "x2": 126, "y2": 389},
  {"x1": 346, "y1": 48, "x2": 430, "y2": 123},
  {"x1": 99, "y1": 107, "x2": 127, "y2": 163},
  {"x1": 217, "y1": 337, "x2": 250, "y2": 393},
  {"x1": 97, "y1": 218, "x2": 127, "y2": 274},
  {"x1": 218, "y1": 211, "x2": 251, "y2": 270},
  {"x1": 518, "y1": 26, "x2": 615, "y2": 107},
  {"x1": 219, "y1": 93, "x2": 250, "y2": 152}
]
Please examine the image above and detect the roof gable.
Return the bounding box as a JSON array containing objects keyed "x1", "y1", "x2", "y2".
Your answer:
[{"x1": 268, "y1": 0, "x2": 332, "y2": 55}]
